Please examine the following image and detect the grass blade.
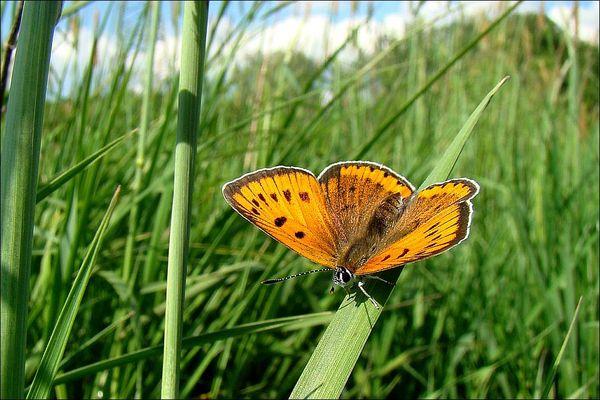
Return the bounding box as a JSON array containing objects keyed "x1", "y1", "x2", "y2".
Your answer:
[
  {"x1": 36, "y1": 129, "x2": 136, "y2": 203},
  {"x1": 353, "y1": 2, "x2": 520, "y2": 159},
  {"x1": 0, "y1": 2, "x2": 62, "y2": 397},
  {"x1": 26, "y1": 187, "x2": 121, "y2": 399},
  {"x1": 419, "y1": 76, "x2": 510, "y2": 189},
  {"x1": 59, "y1": 1, "x2": 92, "y2": 19},
  {"x1": 541, "y1": 296, "x2": 584, "y2": 399},
  {"x1": 161, "y1": 2, "x2": 209, "y2": 398},
  {"x1": 54, "y1": 312, "x2": 333, "y2": 384},
  {"x1": 290, "y1": 76, "x2": 510, "y2": 399}
]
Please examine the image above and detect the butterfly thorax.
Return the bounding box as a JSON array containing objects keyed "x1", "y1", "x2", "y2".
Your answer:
[{"x1": 337, "y1": 192, "x2": 406, "y2": 272}]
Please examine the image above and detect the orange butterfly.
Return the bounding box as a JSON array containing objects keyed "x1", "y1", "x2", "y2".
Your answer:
[{"x1": 222, "y1": 161, "x2": 479, "y2": 308}]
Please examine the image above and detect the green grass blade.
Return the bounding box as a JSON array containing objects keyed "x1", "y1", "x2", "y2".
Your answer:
[
  {"x1": 0, "y1": 2, "x2": 62, "y2": 398},
  {"x1": 123, "y1": 1, "x2": 159, "y2": 284},
  {"x1": 352, "y1": 2, "x2": 520, "y2": 160},
  {"x1": 36, "y1": 129, "x2": 136, "y2": 203},
  {"x1": 26, "y1": 186, "x2": 121, "y2": 399},
  {"x1": 541, "y1": 296, "x2": 584, "y2": 399},
  {"x1": 54, "y1": 312, "x2": 333, "y2": 384},
  {"x1": 419, "y1": 76, "x2": 510, "y2": 189},
  {"x1": 59, "y1": 1, "x2": 92, "y2": 19},
  {"x1": 161, "y1": 2, "x2": 209, "y2": 398},
  {"x1": 290, "y1": 76, "x2": 510, "y2": 399}
]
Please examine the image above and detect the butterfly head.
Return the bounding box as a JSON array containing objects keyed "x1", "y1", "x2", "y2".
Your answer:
[{"x1": 333, "y1": 266, "x2": 355, "y2": 287}]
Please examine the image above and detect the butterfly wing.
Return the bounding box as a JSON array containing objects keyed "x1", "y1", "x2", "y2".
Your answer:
[
  {"x1": 223, "y1": 166, "x2": 338, "y2": 267},
  {"x1": 317, "y1": 161, "x2": 414, "y2": 248},
  {"x1": 355, "y1": 178, "x2": 479, "y2": 275}
]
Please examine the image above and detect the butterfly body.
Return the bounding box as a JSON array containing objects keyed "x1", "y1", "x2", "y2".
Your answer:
[{"x1": 223, "y1": 161, "x2": 479, "y2": 307}]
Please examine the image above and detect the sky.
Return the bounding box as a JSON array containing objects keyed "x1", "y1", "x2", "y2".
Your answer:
[{"x1": 1, "y1": 1, "x2": 598, "y2": 96}]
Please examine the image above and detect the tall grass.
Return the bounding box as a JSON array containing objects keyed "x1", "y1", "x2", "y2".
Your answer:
[
  {"x1": 161, "y1": 1, "x2": 209, "y2": 398},
  {"x1": 1, "y1": 1, "x2": 598, "y2": 398},
  {"x1": 1, "y1": 2, "x2": 62, "y2": 397}
]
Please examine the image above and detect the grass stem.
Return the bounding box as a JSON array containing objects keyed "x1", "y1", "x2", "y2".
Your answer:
[{"x1": 161, "y1": 2, "x2": 209, "y2": 398}]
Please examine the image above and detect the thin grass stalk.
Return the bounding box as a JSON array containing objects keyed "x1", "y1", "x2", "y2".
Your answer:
[
  {"x1": 36, "y1": 129, "x2": 136, "y2": 203},
  {"x1": 0, "y1": 2, "x2": 62, "y2": 398},
  {"x1": 123, "y1": 0, "x2": 159, "y2": 285},
  {"x1": 290, "y1": 77, "x2": 510, "y2": 399},
  {"x1": 541, "y1": 296, "x2": 583, "y2": 398},
  {"x1": 59, "y1": 0, "x2": 92, "y2": 20},
  {"x1": 161, "y1": 1, "x2": 209, "y2": 398},
  {"x1": 0, "y1": 0, "x2": 23, "y2": 105},
  {"x1": 126, "y1": 4, "x2": 160, "y2": 396}
]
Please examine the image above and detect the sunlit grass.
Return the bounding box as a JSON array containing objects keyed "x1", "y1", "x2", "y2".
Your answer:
[{"x1": 1, "y1": 1, "x2": 598, "y2": 398}]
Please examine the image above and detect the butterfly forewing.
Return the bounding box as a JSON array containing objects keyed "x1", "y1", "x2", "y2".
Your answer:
[
  {"x1": 355, "y1": 178, "x2": 479, "y2": 275},
  {"x1": 317, "y1": 161, "x2": 414, "y2": 249},
  {"x1": 223, "y1": 167, "x2": 338, "y2": 267}
]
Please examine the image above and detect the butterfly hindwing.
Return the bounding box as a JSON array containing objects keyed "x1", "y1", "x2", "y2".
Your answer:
[
  {"x1": 317, "y1": 161, "x2": 414, "y2": 249},
  {"x1": 355, "y1": 178, "x2": 479, "y2": 275},
  {"x1": 223, "y1": 167, "x2": 338, "y2": 267}
]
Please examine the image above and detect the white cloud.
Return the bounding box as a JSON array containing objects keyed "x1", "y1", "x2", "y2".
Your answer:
[
  {"x1": 46, "y1": 1, "x2": 598, "y2": 97},
  {"x1": 547, "y1": 2, "x2": 599, "y2": 43},
  {"x1": 49, "y1": 25, "x2": 121, "y2": 95}
]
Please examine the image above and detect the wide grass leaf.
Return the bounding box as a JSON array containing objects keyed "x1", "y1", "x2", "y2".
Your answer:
[
  {"x1": 0, "y1": 2, "x2": 62, "y2": 397},
  {"x1": 290, "y1": 76, "x2": 510, "y2": 399}
]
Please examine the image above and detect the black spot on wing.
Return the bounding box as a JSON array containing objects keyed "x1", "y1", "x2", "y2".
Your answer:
[
  {"x1": 283, "y1": 190, "x2": 292, "y2": 202},
  {"x1": 274, "y1": 217, "x2": 287, "y2": 227},
  {"x1": 295, "y1": 231, "x2": 305, "y2": 238},
  {"x1": 299, "y1": 192, "x2": 309, "y2": 202},
  {"x1": 252, "y1": 199, "x2": 260, "y2": 207},
  {"x1": 425, "y1": 222, "x2": 440, "y2": 233},
  {"x1": 396, "y1": 248, "x2": 409, "y2": 259},
  {"x1": 270, "y1": 193, "x2": 278, "y2": 201}
]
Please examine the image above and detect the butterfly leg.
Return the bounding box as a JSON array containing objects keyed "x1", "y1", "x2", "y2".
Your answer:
[
  {"x1": 365, "y1": 274, "x2": 394, "y2": 286},
  {"x1": 357, "y1": 280, "x2": 381, "y2": 309}
]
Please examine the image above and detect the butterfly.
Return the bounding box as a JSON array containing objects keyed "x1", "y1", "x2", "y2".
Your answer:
[{"x1": 222, "y1": 161, "x2": 479, "y2": 308}]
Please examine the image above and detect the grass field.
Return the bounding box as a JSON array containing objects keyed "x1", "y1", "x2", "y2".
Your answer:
[{"x1": 1, "y1": 1, "x2": 598, "y2": 398}]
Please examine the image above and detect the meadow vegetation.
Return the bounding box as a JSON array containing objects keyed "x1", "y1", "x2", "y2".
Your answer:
[{"x1": 1, "y1": 1, "x2": 598, "y2": 398}]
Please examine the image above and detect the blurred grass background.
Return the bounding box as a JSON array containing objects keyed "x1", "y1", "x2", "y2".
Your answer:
[{"x1": 1, "y1": 1, "x2": 598, "y2": 398}]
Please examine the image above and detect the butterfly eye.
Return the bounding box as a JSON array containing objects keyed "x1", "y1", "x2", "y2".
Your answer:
[{"x1": 341, "y1": 269, "x2": 352, "y2": 283}]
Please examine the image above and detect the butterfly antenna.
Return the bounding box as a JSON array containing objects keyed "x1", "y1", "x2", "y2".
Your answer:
[{"x1": 261, "y1": 268, "x2": 331, "y2": 285}]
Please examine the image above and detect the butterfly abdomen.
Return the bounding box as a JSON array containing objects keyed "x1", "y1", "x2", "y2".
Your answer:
[{"x1": 366, "y1": 192, "x2": 405, "y2": 237}]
